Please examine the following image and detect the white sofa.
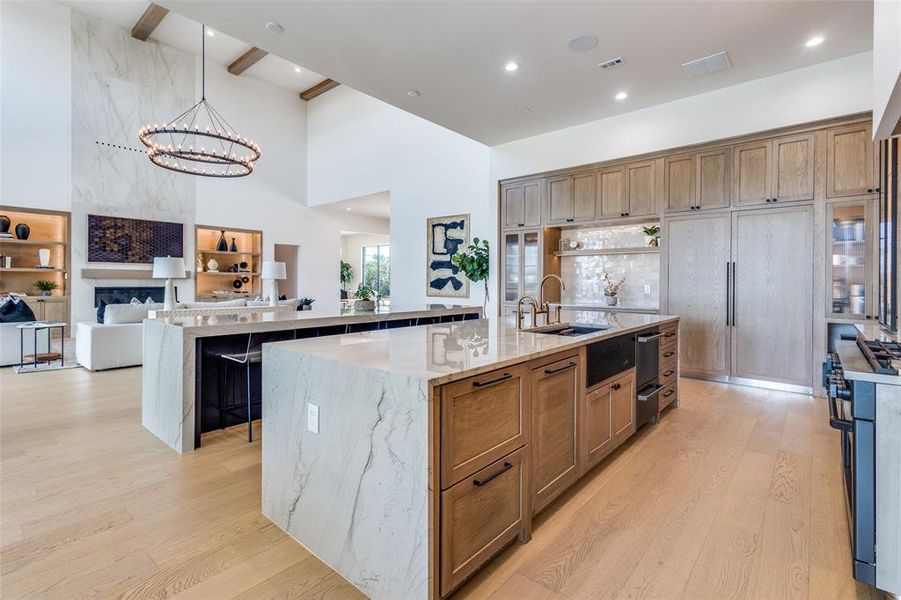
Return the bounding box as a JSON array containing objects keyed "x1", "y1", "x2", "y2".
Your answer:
[{"x1": 0, "y1": 322, "x2": 42, "y2": 367}]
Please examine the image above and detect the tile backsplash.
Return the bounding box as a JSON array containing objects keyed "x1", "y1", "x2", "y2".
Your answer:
[{"x1": 559, "y1": 225, "x2": 660, "y2": 309}]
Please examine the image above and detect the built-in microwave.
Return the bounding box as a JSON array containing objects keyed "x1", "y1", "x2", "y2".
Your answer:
[{"x1": 878, "y1": 137, "x2": 898, "y2": 333}]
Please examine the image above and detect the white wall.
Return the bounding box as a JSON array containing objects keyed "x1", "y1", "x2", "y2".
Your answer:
[
  {"x1": 873, "y1": 0, "x2": 901, "y2": 139},
  {"x1": 340, "y1": 232, "x2": 391, "y2": 292},
  {"x1": 491, "y1": 52, "x2": 874, "y2": 182},
  {"x1": 307, "y1": 86, "x2": 491, "y2": 309}
]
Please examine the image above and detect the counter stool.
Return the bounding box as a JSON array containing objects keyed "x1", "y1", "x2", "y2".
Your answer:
[{"x1": 219, "y1": 334, "x2": 262, "y2": 442}]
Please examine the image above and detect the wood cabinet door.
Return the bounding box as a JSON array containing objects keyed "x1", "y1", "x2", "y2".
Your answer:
[
  {"x1": 441, "y1": 365, "x2": 528, "y2": 488},
  {"x1": 522, "y1": 180, "x2": 543, "y2": 227},
  {"x1": 42, "y1": 299, "x2": 67, "y2": 324},
  {"x1": 502, "y1": 183, "x2": 525, "y2": 229},
  {"x1": 572, "y1": 171, "x2": 597, "y2": 222},
  {"x1": 771, "y1": 133, "x2": 815, "y2": 203},
  {"x1": 530, "y1": 353, "x2": 580, "y2": 514},
  {"x1": 731, "y1": 206, "x2": 813, "y2": 387},
  {"x1": 547, "y1": 175, "x2": 574, "y2": 225},
  {"x1": 440, "y1": 447, "x2": 528, "y2": 597},
  {"x1": 664, "y1": 213, "x2": 731, "y2": 378},
  {"x1": 584, "y1": 384, "x2": 613, "y2": 470},
  {"x1": 663, "y1": 155, "x2": 695, "y2": 213},
  {"x1": 625, "y1": 161, "x2": 656, "y2": 217},
  {"x1": 695, "y1": 148, "x2": 731, "y2": 209},
  {"x1": 826, "y1": 123, "x2": 876, "y2": 199},
  {"x1": 597, "y1": 167, "x2": 626, "y2": 219},
  {"x1": 610, "y1": 371, "x2": 636, "y2": 445},
  {"x1": 733, "y1": 140, "x2": 773, "y2": 206}
]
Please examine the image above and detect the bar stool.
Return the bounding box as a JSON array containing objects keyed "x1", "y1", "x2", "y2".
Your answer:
[{"x1": 219, "y1": 333, "x2": 262, "y2": 442}]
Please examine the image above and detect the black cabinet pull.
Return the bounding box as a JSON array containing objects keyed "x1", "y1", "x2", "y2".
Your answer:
[
  {"x1": 611, "y1": 382, "x2": 621, "y2": 390},
  {"x1": 518, "y1": 223, "x2": 525, "y2": 227},
  {"x1": 663, "y1": 369, "x2": 675, "y2": 377},
  {"x1": 765, "y1": 198, "x2": 772, "y2": 203},
  {"x1": 473, "y1": 462, "x2": 513, "y2": 486},
  {"x1": 726, "y1": 261, "x2": 731, "y2": 326},
  {"x1": 473, "y1": 373, "x2": 513, "y2": 388},
  {"x1": 545, "y1": 362, "x2": 577, "y2": 375},
  {"x1": 662, "y1": 389, "x2": 674, "y2": 397},
  {"x1": 772, "y1": 197, "x2": 778, "y2": 202},
  {"x1": 664, "y1": 331, "x2": 675, "y2": 338},
  {"x1": 867, "y1": 188, "x2": 874, "y2": 193},
  {"x1": 866, "y1": 315, "x2": 872, "y2": 320},
  {"x1": 663, "y1": 351, "x2": 675, "y2": 358},
  {"x1": 731, "y1": 261, "x2": 736, "y2": 327}
]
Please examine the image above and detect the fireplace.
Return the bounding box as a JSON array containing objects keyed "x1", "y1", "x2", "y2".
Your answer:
[{"x1": 93, "y1": 286, "x2": 167, "y2": 308}]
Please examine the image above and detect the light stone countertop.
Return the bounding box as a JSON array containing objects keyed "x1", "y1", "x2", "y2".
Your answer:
[{"x1": 264, "y1": 309, "x2": 678, "y2": 387}]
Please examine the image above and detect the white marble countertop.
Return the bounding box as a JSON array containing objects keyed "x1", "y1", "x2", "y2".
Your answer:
[
  {"x1": 145, "y1": 303, "x2": 482, "y2": 337},
  {"x1": 264, "y1": 309, "x2": 678, "y2": 386}
]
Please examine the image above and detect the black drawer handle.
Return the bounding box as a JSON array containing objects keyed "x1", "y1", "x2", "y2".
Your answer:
[
  {"x1": 473, "y1": 462, "x2": 513, "y2": 486},
  {"x1": 664, "y1": 331, "x2": 676, "y2": 338},
  {"x1": 473, "y1": 373, "x2": 513, "y2": 388},
  {"x1": 545, "y1": 362, "x2": 577, "y2": 375},
  {"x1": 662, "y1": 351, "x2": 675, "y2": 358},
  {"x1": 662, "y1": 369, "x2": 675, "y2": 377},
  {"x1": 662, "y1": 389, "x2": 674, "y2": 397}
]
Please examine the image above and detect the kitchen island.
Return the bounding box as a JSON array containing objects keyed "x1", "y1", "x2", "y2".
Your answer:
[
  {"x1": 141, "y1": 304, "x2": 481, "y2": 453},
  {"x1": 261, "y1": 310, "x2": 679, "y2": 599}
]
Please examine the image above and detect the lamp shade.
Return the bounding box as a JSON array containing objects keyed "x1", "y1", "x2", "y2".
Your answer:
[
  {"x1": 152, "y1": 256, "x2": 186, "y2": 279},
  {"x1": 261, "y1": 260, "x2": 286, "y2": 280}
]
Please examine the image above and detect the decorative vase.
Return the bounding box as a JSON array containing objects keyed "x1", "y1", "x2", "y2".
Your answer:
[
  {"x1": 207, "y1": 258, "x2": 219, "y2": 272},
  {"x1": 15, "y1": 223, "x2": 30, "y2": 240},
  {"x1": 0, "y1": 215, "x2": 10, "y2": 234},
  {"x1": 38, "y1": 248, "x2": 50, "y2": 267},
  {"x1": 605, "y1": 294, "x2": 618, "y2": 307},
  {"x1": 300, "y1": 304, "x2": 312, "y2": 311},
  {"x1": 216, "y1": 230, "x2": 228, "y2": 252},
  {"x1": 196, "y1": 253, "x2": 204, "y2": 271},
  {"x1": 648, "y1": 237, "x2": 659, "y2": 247},
  {"x1": 354, "y1": 299, "x2": 376, "y2": 312},
  {"x1": 229, "y1": 237, "x2": 238, "y2": 252},
  {"x1": 40, "y1": 290, "x2": 51, "y2": 297}
]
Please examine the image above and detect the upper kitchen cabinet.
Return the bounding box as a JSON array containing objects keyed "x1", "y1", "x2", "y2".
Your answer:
[
  {"x1": 771, "y1": 133, "x2": 815, "y2": 203},
  {"x1": 547, "y1": 171, "x2": 596, "y2": 225},
  {"x1": 502, "y1": 179, "x2": 543, "y2": 230},
  {"x1": 695, "y1": 148, "x2": 732, "y2": 210},
  {"x1": 599, "y1": 161, "x2": 656, "y2": 219},
  {"x1": 733, "y1": 140, "x2": 773, "y2": 206},
  {"x1": 663, "y1": 154, "x2": 695, "y2": 212},
  {"x1": 826, "y1": 123, "x2": 877, "y2": 199}
]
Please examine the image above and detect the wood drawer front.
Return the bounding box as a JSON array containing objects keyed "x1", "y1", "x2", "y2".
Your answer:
[
  {"x1": 440, "y1": 448, "x2": 528, "y2": 596},
  {"x1": 660, "y1": 357, "x2": 678, "y2": 387},
  {"x1": 659, "y1": 383, "x2": 678, "y2": 410},
  {"x1": 661, "y1": 321, "x2": 678, "y2": 341},
  {"x1": 441, "y1": 365, "x2": 528, "y2": 488},
  {"x1": 531, "y1": 354, "x2": 580, "y2": 514},
  {"x1": 660, "y1": 343, "x2": 677, "y2": 362}
]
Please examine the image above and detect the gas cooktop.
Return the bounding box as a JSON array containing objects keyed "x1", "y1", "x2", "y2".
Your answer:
[{"x1": 857, "y1": 337, "x2": 901, "y2": 376}]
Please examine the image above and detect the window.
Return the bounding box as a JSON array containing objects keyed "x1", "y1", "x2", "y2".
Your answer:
[{"x1": 362, "y1": 244, "x2": 390, "y2": 298}]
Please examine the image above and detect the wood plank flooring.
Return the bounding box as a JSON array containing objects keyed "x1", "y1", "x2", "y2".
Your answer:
[{"x1": 0, "y1": 367, "x2": 881, "y2": 599}]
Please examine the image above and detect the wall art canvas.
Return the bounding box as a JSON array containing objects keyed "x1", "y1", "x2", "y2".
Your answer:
[
  {"x1": 87, "y1": 214, "x2": 183, "y2": 263},
  {"x1": 426, "y1": 213, "x2": 469, "y2": 298}
]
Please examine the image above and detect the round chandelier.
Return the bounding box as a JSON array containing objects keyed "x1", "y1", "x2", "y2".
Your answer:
[{"x1": 139, "y1": 24, "x2": 260, "y2": 178}]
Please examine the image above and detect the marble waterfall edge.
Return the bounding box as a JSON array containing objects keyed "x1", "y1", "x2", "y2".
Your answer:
[
  {"x1": 262, "y1": 343, "x2": 431, "y2": 600},
  {"x1": 142, "y1": 320, "x2": 193, "y2": 454}
]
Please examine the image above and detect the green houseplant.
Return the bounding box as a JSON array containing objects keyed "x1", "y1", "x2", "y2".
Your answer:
[
  {"x1": 354, "y1": 282, "x2": 376, "y2": 312},
  {"x1": 642, "y1": 225, "x2": 660, "y2": 247},
  {"x1": 340, "y1": 261, "x2": 353, "y2": 291},
  {"x1": 298, "y1": 297, "x2": 315, "y2": 311},
  {"x1": 451, "y1": 238, "x2": 490, "y2": 310},
  {"x1": 34, "y1": 280, "x2": 57, "y2": 297}
]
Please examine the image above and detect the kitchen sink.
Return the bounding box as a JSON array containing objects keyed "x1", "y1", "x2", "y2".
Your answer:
[{"x1": 525, "y1": 323, "x2": 609, "y2": 337}]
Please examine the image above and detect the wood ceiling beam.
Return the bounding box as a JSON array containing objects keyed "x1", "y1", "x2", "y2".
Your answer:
[
  {"x1": 299, "y1": 79, "x2": 340, "y2": 101},
  {"x1": 227, "y1": 47, "x2": 269, "y2": 76},
  {"x1": 131, "y1": 3, "x2": 169, "y2": 41}
]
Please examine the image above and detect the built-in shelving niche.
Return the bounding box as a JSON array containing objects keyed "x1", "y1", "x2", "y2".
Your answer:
[{"x1": 194, "y1": 225, "x2": 263, "y2": 301}]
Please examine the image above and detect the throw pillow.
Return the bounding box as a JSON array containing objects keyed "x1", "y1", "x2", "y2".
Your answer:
[
  {"x1": 103, "y1": 304, "x2": 149, "y2": 325},
  {"x1": 0, "y1": 299, "x2": 36, "y2": 323},
  {"x1": 97, "y1": 298, "x2": 123, "y2": 324}
]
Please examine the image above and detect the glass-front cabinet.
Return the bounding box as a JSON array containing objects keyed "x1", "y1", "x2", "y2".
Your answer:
[
  {"x1": 827, "y1": 198, "x2": 877, "y2": 320},
  {"x1": 502, "y1": 230, "x2": 541, "y2": 306}
]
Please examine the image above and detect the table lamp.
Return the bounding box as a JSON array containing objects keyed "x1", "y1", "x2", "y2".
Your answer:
[
  {"x1": 261, "y1": 260, "x2": 287, "y2": 307},
  {"x1": 152, "y1": 256, "x2": 186, "y2": 311}
]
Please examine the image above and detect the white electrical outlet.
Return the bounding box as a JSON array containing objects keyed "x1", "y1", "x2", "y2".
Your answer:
[
  {"x1": 307, "y1": 403, "x2": 319, "y2": 434},
  {"x1": 644, "y1": 285, "x2": 652, "y2": 294}
]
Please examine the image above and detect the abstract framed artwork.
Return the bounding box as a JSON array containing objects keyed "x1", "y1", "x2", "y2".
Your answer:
[
  {"x1": 87, "y1": 214, "x2": 184, "y2": 263},
  {"x1": 426, "y1": 213, "x2": 469, "y2": 298}
]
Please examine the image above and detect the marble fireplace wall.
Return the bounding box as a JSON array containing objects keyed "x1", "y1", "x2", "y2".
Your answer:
[{"x1": 70, "y1": 11, "x2": 196, "y2": 324}]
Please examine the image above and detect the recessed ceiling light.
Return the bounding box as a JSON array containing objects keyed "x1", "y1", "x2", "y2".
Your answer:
[
  {"x1": 206, "y1": 28, "x2": 215, "y2": 37},
  {"x1": 504, "y1": 61, "x2": 520, "y2": 72},
  {"x1": 346, "y1": 207, "x2": 352, "y2": 211},
  {"x1": 615, "y1": 91, "x2": 628, "y2": 101},
  {"x1": 265, "y1": 21, "x2": 284, "y2": 34},
  {"x1": 805, "y1": 35, "x2": 825, "y2": 47},
  {"x1": 293, "y1": 66, "x2": 302, "y2": 73},
  {"x1": 407, "y1": 90, "x2": 421, "y2": 97},
  {"x1": 567, "y1": 35, "x2": 598, "y2": 53}
]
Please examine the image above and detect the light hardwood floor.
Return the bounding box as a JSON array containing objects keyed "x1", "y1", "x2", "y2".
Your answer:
[{"x1": 0, "y1": 367, "x2": 881, "y2": 599}]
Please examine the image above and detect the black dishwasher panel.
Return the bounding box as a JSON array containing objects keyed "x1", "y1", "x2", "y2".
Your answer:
[{"x1": 585, "y1": 334, "x2": 635, "y2": 389}]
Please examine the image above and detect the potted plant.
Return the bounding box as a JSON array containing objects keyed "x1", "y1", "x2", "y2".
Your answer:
[
  {"x1": 642, "y1": 225, "x2": 660, "y2": 247},
  {"x1": 340, "y1": 261, "x2": 353, "y2": 291},
  {"x1": 298, "y1": 297, "x2": 315, "y2": 311},
  {"x1": 450, "y1": 238, "x2": 490, "y2": 311},
  {"x1": 34, "y1": 280, "x2": 57, "y2": 297},
  {"x1": 354, "y1": 283, "x2": 376, "y2": 312},
  {"x1": 601, "y1": 268, "x2": 625, "y2": 306}
]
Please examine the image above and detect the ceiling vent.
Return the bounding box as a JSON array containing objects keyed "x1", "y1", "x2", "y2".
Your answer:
[
  {"x1": 598, "y1": 56, "x2": 624, "y2": 70},
  {"x1": 681, "y1": 51, "x2": 731, "y2": 78}
]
